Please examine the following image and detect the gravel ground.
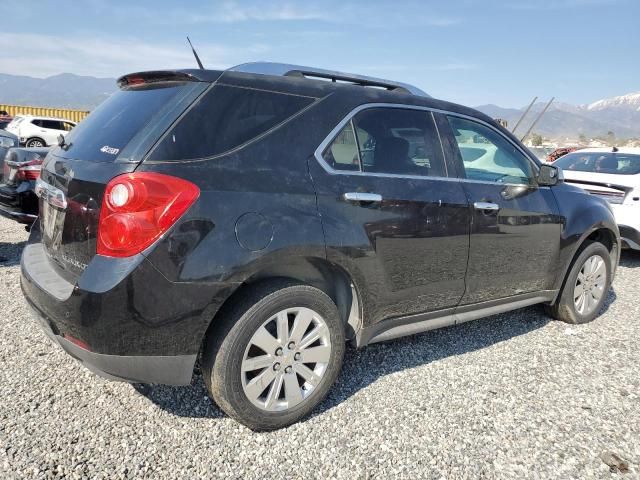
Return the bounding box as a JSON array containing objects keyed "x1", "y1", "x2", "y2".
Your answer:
[{"x1": 0, "y1": 215, "x2": 639, "y2": 479}]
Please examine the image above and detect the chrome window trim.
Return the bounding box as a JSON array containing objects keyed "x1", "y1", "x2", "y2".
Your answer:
[{"x1": 313, "y1": 102, "x2": 542, "y2": 187}]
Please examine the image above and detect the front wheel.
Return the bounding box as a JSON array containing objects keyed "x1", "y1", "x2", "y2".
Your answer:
[
  {"x1": 202, "y1": 282, "x2": 345, "y2": 431},
  {"x1": 25, "y1": 138, "x2": 46, "y2": 148},
  {"x1": 545, "y1": 241, "x2": 612, "y2": 324}
]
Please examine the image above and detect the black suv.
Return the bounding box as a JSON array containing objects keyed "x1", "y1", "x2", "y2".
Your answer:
[{"x1": 21, "y1": 63, "x2": 619, "y2": 430}]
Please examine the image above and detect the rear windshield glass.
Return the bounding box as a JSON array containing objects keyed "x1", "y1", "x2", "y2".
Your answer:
[
  {"x1": 555, "y1": 152, "x2": 640, "y2": 175},
  {"x1": 59, "y1": 84, "x2": 190, "y2": 162},
  {"x1": 149, "y1": 85, "x2": 315, "y2": 161}
]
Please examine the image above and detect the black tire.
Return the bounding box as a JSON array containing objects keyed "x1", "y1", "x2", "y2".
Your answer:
[
  {"x1": 25, "y1": 137, "x2": 46, "y2": 148},
  {"x1": 545, "y1": 241, "x2": 612, "y2": 324},
  {"x1": 201, "y1": 281, "x2": 345, "y2": 431}
]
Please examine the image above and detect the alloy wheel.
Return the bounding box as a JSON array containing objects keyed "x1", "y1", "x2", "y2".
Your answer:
[
  {"x1": 241, "y1": 307, "x2": 332, "y2": 412},
  {"x1": 574, "y1": 254, "x2": 606, "y2": 315}
]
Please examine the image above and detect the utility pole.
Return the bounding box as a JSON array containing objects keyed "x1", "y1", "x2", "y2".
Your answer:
[
  {"x1": 511, "y1": 96, "x2": 538, "y2": 135},
  {"x1": 520, "y1": 97, "x2": 555, "y2": 143}
]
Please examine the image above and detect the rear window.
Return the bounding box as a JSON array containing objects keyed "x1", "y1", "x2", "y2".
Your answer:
[
  {"x1": 59, "y1": 84, "x2": 191, "y2": 162},
  {"x1": 556, "y1": 152, "x2": 640, "y2": 175},
  {"x1": 149, "y1": 85, "x2": 315, "y2": 161}
]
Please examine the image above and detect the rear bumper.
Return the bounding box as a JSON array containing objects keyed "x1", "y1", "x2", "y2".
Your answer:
[
  {"x1": 0, "y1": 203, "x2": 37, "y2": 223},
  {"x1": 20, "y1": 228, "x2": 239, "y2": 385},
  {"x1": 27, "y1": 301, "x2": 196, "y2": 385},
  {"x1": 0, "y1": 184, "x2": 38, "y2": 224}
]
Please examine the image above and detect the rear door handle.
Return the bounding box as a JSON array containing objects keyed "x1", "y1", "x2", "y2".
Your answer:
[
  {"x1": 473, "y1": 201, "x2": 500, "y2": 211},
  {"x1": 343, "y1": 192, "x2": 382, "y2": 203}
]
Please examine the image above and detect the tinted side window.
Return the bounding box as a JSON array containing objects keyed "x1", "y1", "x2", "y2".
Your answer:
[
  {"x1": 447, "y1": 116, "x2": 534, "y2": 184},
  {"x1": 151, "y1": 85, "x2": 315, "y2": 161},
  {"x1": 31, "y1": 119, "x2": 43, "y2": 127},
  {"x1": 322, "y1": 121, "x2": 360, "y2": 171},
  {"x1": 41, "y1": 120, "x2": 63, "y2": 130},
  {"x1": 555, "y1": 152, "x2": 640, "y2": 175},
  {"x1": 353, "y1": 108, "x2": 445, "y2": 177}
]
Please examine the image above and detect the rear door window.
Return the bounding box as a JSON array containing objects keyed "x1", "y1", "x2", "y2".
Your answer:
[
  {"x1": 149, "y1": 85, "x2": 315, "y2": 161},
  {"x1": 354, "y1": 108, "x2": 446, "y2": 177},
  {"x1": 41, "y1": 120, "x2": 63, "y2": 130}
]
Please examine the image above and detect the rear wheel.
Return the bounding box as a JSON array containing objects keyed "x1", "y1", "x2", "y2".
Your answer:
[
  {"x1": 202, "y1": 282, "x2": 345, "y2": 431},
  {"x1": 25, "y1": 137, "x2": 46, "y2": 148},
  {"x1": 545, "y1": 241, "x2": 611, "y2": 324}
]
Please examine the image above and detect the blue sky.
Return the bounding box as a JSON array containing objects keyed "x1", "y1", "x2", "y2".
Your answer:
[{"x1": 1, "y1": 0, "x2": 639, "y2": 107}]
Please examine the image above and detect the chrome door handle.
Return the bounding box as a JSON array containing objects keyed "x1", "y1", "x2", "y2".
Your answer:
[
  {"x1": 474, "y1": 201, "x2": 500, "y2": 211},
  {"x1": 343, "y1": 192, "x2": 382, "y2": 203}
]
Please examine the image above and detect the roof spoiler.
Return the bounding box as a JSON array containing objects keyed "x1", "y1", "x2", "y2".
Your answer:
[{"x1": 117, "y1": 71, "x2": 200, "y2": 88}]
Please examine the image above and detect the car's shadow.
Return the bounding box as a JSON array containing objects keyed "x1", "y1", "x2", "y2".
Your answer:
[
  {"x1": 0, "y1": 240, "x2": 26, "y2": 267},
  {"x1": 135, "y1": 290, "x2": 623, "y2": 423},
  {"x1": 620, "y1": 249, "x2": 640, "y2": 268}
]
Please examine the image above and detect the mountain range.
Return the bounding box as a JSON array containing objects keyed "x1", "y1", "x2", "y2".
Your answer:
[
  {"x1": 0, "y1": 73, "x2": 115, "y2": 111},
  {"x1": 0, "y1": 72, "x2": 638, "y2": 139},
  {"x1": 476, "y1": 92, "x2": 640, "y2": 139}
]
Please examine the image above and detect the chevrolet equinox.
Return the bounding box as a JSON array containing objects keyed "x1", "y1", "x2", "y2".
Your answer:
[{"x1": 21, "y1": 63, "x2": 620, "y2": 430}]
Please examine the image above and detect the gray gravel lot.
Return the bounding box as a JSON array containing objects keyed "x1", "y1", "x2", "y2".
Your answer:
[{"x1": 0, "y1": 215, "x2": 639, "y2": 479}]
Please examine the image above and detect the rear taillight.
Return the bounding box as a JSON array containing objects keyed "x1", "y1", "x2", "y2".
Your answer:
[
  {"x1": 97, "y1": 172, "x2": 200, "y2": 257},
  {"x1": 16, "y1": 157, "x2": 43, "y2": 181}
]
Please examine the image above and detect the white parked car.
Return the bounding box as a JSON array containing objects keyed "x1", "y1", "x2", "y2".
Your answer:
[
  {"x1": 556, "y1": 147, "x2": 640, "y2": 250},
  {"x1": 5, "y1": 115, "x2": 76, "y2": 148}
]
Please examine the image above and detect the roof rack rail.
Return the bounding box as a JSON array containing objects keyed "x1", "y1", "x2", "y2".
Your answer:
[{"x1": 228, "y1": 62, "x2": 430, "y2": 98}]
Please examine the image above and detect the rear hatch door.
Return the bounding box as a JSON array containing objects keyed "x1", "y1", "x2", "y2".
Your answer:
[{"x1": 36, "y1": 74, "x2": 210, "y2": 282}]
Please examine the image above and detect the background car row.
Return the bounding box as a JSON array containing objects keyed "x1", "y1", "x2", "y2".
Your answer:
[{"x1": 0, "y1": 127, "x2": 48, "y2": 225}]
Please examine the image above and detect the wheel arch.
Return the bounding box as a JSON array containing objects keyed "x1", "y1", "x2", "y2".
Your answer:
[
  {"x1": 551, "y1": 224, "x2": 620, "y2": 304},
  {"x1": 201, "y1": 256, "x2": 363, "y2": 353}
]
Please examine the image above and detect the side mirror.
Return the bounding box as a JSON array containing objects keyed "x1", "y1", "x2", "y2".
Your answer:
[{"x1": 538, "y1": 164, "x2": 561, "y2": 186}]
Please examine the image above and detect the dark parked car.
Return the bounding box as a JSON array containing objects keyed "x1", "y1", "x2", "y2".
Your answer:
[
  {"x1": 21, "y1": 63, "x2": 620, "y2": 430},
  {"x1": 0, "y1": 110, "x2": 12, "y2": 122},
  {"x1": 0, "y1": 129, "x2": 18, "y2": 160},
  {"x1": 0, "y1": 111, "x2": 12, "y2": 130},
  {"x1": 0, "y1": 147, "x2": 48, "y2": 224},
  {"x1": 547, "y1": 146, "x2": 581, "y2": 163}
]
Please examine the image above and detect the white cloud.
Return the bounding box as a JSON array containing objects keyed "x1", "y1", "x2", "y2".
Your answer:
[
  {"x1": 171, "y1": 1, "x2": 461, "y2": 27},
  {"x1": 188, "y1": 2, "x2": 331, "y2": 23},
  {"x1": 0, "y1": 32, "x2": 268, "y2": 78}
]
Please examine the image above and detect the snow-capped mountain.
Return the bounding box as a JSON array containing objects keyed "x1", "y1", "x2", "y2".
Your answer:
[{"x1": 585, "y1": 92, "x2": 640, "y2": 112}]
